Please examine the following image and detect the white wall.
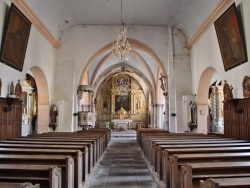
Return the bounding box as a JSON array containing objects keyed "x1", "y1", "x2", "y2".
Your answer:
[
  {"x1": 55, "y1": 25, "x2": 192, "y2": 131},
  {"x1": 0, "y1": 0, "x2": 56, "y2": 133},
  {"x1": 191, "y1": 0, "x2": 250, "y2": 132}
]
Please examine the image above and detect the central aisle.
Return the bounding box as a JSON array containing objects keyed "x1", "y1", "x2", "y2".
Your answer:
[{"x1": 84, "y1": 138, "x2": 161, "y2": 188}]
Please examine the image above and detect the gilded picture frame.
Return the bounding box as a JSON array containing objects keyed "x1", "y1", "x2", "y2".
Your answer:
[
  {"x1": 0, "y1": 3, "x2": 31, "y2": 71},
  {"x1": 214, "y1": 3, "x2": 247, "y2": 71}
]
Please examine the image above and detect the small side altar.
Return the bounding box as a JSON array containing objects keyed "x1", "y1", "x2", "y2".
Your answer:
[{"x1": 111, "y1": 119, "x2": 133, "y2": 131}]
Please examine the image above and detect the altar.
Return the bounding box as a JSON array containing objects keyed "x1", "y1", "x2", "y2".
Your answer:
[{"x1": 111, "y1": 119, "x2": 133, "y2": 131}]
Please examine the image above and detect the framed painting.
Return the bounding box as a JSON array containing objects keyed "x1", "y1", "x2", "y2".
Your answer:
[
  {"x1": 115, "y1": 95, "x2": 130, "y2": 112},
  {"x1": 214, "y1": 3, "x2": 247, "y2": 71},
  {"x1": 0, "y1": 3, "x2": 31, "y2": 71}
]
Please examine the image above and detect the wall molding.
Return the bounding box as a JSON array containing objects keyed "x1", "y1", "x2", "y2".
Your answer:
[
  {"x1": 186, "y1": 0, "x2": 233, "y2": 49},
  {"x1": 12, "y1": 0, "x2": 60, "y2": 48}
]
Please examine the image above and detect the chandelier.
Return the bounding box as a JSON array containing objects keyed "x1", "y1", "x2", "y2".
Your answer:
[{"x1": 112, "y1": 0, "x2": 131, "y2": 61}]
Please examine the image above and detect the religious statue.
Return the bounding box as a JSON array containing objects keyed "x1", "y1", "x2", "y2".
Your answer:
[
  {"x1": 15, "y1": 79, "x2": 22, "y2": 99},
  {"x1": 10, "y1": 81, "x2": 15, "y2": 95},
  {"x1": 188, "y1": 101, "x2": 197, "y2": 131},
  {"x1": 50, "y1": 104, "x2": 58, "y2": 124},
  {"x1": 0, "y1": 78, "x2": 2, "y2": 96},
  {"x1": 159, "y1": 73, "x2": 167, "y2": 96},
  {"x1": 49, "y1": 104, "x2": 58, "y2": 131},
  {"x1": 223, "y1": 80, "x2": 233, "y2": 101},
  {"x1": 243, "y1": 76, "x2": 250, "y2": 98}
]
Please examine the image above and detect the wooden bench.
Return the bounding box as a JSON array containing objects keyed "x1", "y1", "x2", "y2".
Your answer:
[
  {"x1": 153, "y1": 139, "x2": 246, "y2": 173},
  {"x1": 199, "y1": 177, "x2": 250, "y2": 188},
  {"x1": 0, "y1": 148, "x2": 83, "y2": 188},
  {"x1": 26, "y1": 134, "x2": 102, "y2": 160},
  {"x1": 181, "y1": 161, "x2": 250, "y2": 188},
  {"x1": 35, "y1": 132, "x2": 106, "y2": 154},
  {"x1": 8, "y1": 137, "x2": 97, "y2": 166},
  {"x1": 151, "y1": 138, "x2": 245, "y2": 167},
  {"x1": 162, "y1": 146, "x2": 250, "y2": 188},
  {"x1": 0, "y1": 182, "x2": 40, "y2": 188},
  {"x1": 0, "y1": 141, "x2": 91, "y2": 174},
  {"x1": 141, "y1": 135, "x2": 224, "y2": 159},
  {"x1": 0, "y1": 143, "x2": 89, "y2": 179},
  {"x1": 170, "y1": 152, "x2": 250, "y2": 188},
  {"x1": 156, "y1": 142, "x2": 250, "y2": 180},
  {"x1": 0, "y1": 164, "x2": 61, "y2": 188},
  {"x1": 0, "y1": 154, "x2": 74, "y2": 188}
]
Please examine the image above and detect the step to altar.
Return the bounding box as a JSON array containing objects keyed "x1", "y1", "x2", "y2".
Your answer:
[{"x1": 111, "y1": 130, "x2": 136, "y2": 140}]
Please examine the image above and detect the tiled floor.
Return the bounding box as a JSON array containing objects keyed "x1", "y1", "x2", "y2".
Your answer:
[{"x1": 84, "y1": 138, "x2": 161, "y2": 188}]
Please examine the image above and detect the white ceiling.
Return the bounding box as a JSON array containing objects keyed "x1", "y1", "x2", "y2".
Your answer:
[{"x1": 24, "y1": 0, "x2": 220, "y2": 40}]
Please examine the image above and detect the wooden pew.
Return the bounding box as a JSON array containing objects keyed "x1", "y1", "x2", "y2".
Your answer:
[
  {"x1": 78, "y1": 128, "x2": 111, "y2": 147},
  {"x1": 181, "y1": 161, "x2": 250, "y2": 188},
  {"x1": 8, "y1": 137, "x2": 97, "y2": 166},
  {"x1": 170, "y1": 152, "x2": 250, "y2": 188},
  {"x1": 0, "y1": 154, "x2": 74, "y2": 188},
  {"x1": 2, "y1": 139, "x2": 95, "y2": 168},
  {"x1": 156, "y1": 142, "x2": 250, "y2": 180},
  {"x1": 141, "y1": 134, "x2": 224, "y2": 159},
  {"x1": 28, "y1": 134, "x2": 102, "y2": 159},
  {"x1": 151, "y1": 138, "x2": 246, "y2": 166},
  {"x1": 0, "y1": 143, "x2": 89, "y2": 179},
  {"x1": 37, "y1": 132, "x2": 106, "y2": 154},
  {"x1": 0, "y1": 148, "x2": 83, "y2": 188},
  {"x1": 136, "y1": 129, "x2": 168, "y2": 145},
  {"x1": 162, "y1": 146, "x2": 250, "y2": 188},
  {"x1": 199, "y1": 177, "x2": 250, "y2": 188},
  {"x1": 141, "y1": 136, "x2": 239, "y2": 172},
  {"x1": 0, "y1": 164, "x2": 61, "y2": 188},
  {"x1": 0, "y1": 182, "x2": 40, "y2": 188},
  {"x1": 153, "y1": 139, "x2": 247, "y2": 173}
]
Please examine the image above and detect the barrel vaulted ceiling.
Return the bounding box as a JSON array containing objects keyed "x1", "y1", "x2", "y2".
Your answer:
[
  {"x1": 24, "y1": 0, "x2": 220, "y2": 41},
  {"x1": 19, "y1": 0, "x2": 224, "y2": 92}
]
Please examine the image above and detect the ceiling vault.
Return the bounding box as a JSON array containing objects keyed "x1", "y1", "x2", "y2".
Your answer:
[{"x1": 11, "y1": 0, "x2": 232, "y2": 50}]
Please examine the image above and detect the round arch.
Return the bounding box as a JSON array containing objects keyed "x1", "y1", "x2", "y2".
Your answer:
[
  {"x1": 78, "y1": 38, "x2": 168, "y2": 93},
  {"x1": 196, "y1": 67, "x2": 217, "y2": 133},
  {"x1": 29, "y1": 66, "x2": 50, "y2": 133}
]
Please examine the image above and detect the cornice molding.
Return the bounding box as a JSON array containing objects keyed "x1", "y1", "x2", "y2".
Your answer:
[
  {"x1": 11, "y1": 0, "x2": 60, "y2": 48},
  {"x1": 186, "y1": 0, "x2": 233, "y2": 49}
]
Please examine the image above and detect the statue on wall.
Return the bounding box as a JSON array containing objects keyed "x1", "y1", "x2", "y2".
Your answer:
[
  {"x1": 15, "y1": 79, "x2": 22, "y2": 99},
  {"x1": 0, "y1": 78, "x2": 1, "y2": 96},
  {"x1": 8, "y1": 81, "x2": 16, "y2": 98},
  {"x1": 49, "y1": 104, "x2": 58, "y2": 131},
  {"x1": 243, "y1": 76, "x2": 250, "y2": 98},
  {"x1": 188, "y1": 101, "x2": 197, "y2": 131},
  {"x1": 223, "y1": 80, "x2": 233, "y2": 101},
  {"x1": 10, "y1": 81, "x2": 15, "y2": 95}
]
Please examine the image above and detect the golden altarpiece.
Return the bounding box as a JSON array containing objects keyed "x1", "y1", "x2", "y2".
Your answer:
[{"x1": 96, "y1": 73, "x2": 147, "y2": 130}]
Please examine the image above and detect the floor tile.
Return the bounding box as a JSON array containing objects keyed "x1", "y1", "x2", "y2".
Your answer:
[{"x1": 84, "y1": 137, "x2": 161, "y2": 188}]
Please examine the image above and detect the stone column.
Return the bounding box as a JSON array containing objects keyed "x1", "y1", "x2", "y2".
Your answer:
[
  {"x1": 167, "y1": 26, "x2": 176, "y2": 132},
  {"x1": 155, "y1": 104, "x2": 164, "y2": 128},
  {"x1": 164, "y1": 94, "x2": 169, "y2": 131}
]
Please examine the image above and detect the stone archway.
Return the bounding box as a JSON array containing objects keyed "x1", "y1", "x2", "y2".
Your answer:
[
  {"x1": 29, "y1": 66, "x2": 50, "y2": 133},
  {"x1": 196, "y1": 67, "x2": 217, "y2": 133},
  {"x1": 78, "y1": 38, "x2": 168, "y2": 129}
]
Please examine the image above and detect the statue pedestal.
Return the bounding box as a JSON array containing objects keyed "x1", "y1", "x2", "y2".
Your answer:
[
  {"x1": 188, "y1": 123, "x2": 197, "y2": 132},
  {"x1": 49, "y1": 123, "x2": 57, "y2": 131}
]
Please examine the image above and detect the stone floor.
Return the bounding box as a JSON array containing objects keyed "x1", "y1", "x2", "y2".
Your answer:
[{"x1": 84, "y1": 137, "x2": 161, "y2": 188}]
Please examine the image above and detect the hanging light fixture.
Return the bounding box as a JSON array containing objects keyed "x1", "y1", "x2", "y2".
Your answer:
[{"x1": 112, "y1": 0, "x2": 131, "y2": 61}]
